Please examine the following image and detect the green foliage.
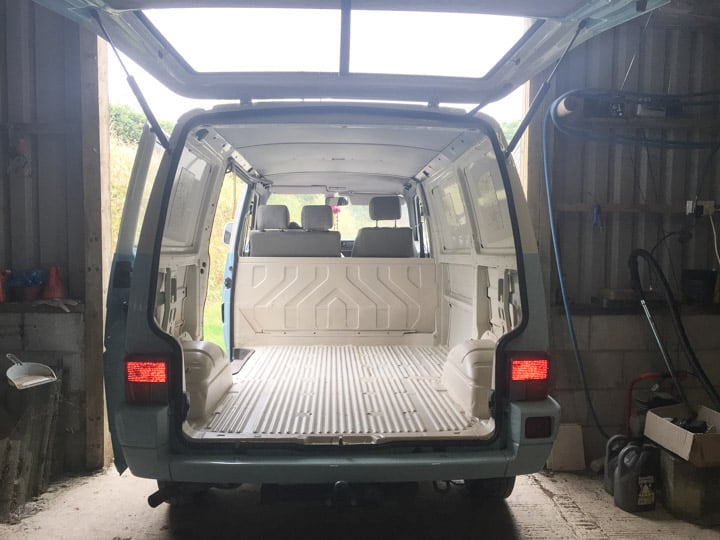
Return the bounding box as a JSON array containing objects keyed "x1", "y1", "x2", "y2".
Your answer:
[
  {"x1": 109, "y1": 103, "x2": 174, "y2": 145},
  {"x1": 500, "y1": 119, "x2": 521, "y2": 143}
]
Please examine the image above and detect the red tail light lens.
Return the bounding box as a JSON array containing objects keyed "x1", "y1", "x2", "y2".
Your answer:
[
  {"x1": 127, "y1": 361, "x2": 167, "y2": 383},
  {"x1": 511, "y1": 359, "x2": 549, "y2": 381},
  {"x1": 509, "y1": 354, "x2": 549, "y2": 401},
  {"x1": 125, "y1": 355, "x2": 169, "y2": 404}
]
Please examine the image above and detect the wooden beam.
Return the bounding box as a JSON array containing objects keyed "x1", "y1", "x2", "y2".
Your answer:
[{"x1": 79, "y1": 28, "x2": 112, "y2": 469}]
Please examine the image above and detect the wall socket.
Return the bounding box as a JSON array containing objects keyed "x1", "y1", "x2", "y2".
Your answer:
[{"x1": 686, "y1": 200, "x2": 716, "y2": 217}]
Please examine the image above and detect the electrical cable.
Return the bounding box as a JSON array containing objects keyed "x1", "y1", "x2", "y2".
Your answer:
[
  {"x1": 710, "y1": 214, "x2": 720, "y2": 269},
  {"x1": 549, "y1": 88, "x2": 720, "y2": 150},
  {"x1": 648, "y1": 223, "x2": 695, "y2": 257},
  {"x1": 550, "y1": 109, "x2": 718, "y2": 149},
  {"x1": 543, "y1": 87, "x2": 720, "y2": 434},
  {"x1": 542, "y1": 107, "x2": 610, "y2": 439},
  {"x1": 629, "y1": 249, "x2": 720, "y2": 409},
  {"x1": 620, "y1": 12, "x2": 654, "y2": 91}
]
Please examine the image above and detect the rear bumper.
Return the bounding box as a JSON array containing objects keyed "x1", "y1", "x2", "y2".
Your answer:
[{"x1": 117, "y1": 397, "x2": 560, "y2": 483}]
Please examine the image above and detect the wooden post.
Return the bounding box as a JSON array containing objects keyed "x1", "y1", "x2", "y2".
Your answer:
[{"x1": 79, "y1": 29, "x2": 112, "y2": 469}]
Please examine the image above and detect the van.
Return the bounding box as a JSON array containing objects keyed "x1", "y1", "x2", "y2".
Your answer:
[
  {"x1": 108, "y1": 102, "x2": 557, "y2": 503},
  {"x1": 37, "y1": 0, "x2": 662, "y2": 505}
]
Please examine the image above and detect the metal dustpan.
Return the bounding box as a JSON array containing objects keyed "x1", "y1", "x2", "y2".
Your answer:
[{"x1": 5, "y1": 353, "x2": 57, "y2": 390}]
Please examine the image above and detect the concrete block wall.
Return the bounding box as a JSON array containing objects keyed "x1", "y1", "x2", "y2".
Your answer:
[
  {"x1": 0, "y1": 309, "x2": 87, "y2": 472},
  {"x1": 549, "y1": 311, "x2": 720, "y2": 463}
]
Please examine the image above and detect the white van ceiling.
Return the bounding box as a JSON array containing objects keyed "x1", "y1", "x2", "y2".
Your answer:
[
  {"x1": 35, "y1": 0, "x2": 668, "y2": 105},
  {"x1": 211, "y1": 113, "x2": 482, "y2": 193}
]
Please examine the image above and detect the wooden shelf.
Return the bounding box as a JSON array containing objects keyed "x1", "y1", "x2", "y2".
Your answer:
[{"x1": 0, "y1": 301, "x2": 85, "y2": 314}]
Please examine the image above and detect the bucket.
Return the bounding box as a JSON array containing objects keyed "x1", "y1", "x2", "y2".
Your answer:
[
  {"x1": 604, "y1": 434, "x2": 631, "y2": 495},
  {"x1": 614, "y1": 442, "x2": 660, "y2": 512}
]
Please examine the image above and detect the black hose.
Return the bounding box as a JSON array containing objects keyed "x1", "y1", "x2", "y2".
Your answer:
[
  {"x1": 548, "y1": 88, "x2": 720, "y2": 150},
  {"x1": 543, "y1": 108, "x2": 609, "y2": 439},
  {"x1": 629, "y1": 249, "x2": 720, "y2": 409}
]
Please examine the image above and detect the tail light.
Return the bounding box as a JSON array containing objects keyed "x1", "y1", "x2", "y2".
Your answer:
[
  {"x1": 509, "y1": 354, "x2": 549, "y2": 401},
  {"x1": 125, "y1": 354, "x2": 169, "y2": 404}
]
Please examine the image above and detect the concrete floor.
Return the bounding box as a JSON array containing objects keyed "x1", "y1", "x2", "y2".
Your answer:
[{"x1": 1, "y1": 470, "x2": 718, "y2": 539}]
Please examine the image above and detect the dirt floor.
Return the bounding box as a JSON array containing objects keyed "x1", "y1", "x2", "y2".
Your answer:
[{"x1": 1, "y1": 470, "x2": 718, "y2": 539}]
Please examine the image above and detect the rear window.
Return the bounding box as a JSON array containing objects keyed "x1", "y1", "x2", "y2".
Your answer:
[
  {"x1": 144, "y1": 8, "x2": 527, "y2": 78},
  {"x1": 145, "y1": 8, "x2": 341, "y2": 73},
  {"x1": 350, "y1": 11, "x2": 526, "y2": 77},
  {"x1": 162, "y1": 148, "x2": 214, "y2": 251},
  {"x1": 431, "y1": 173, "x2": 473, "y2": 254}
]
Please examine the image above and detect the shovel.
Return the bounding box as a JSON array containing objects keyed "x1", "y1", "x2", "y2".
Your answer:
[{"x1": 5, "y1": 353, "x2": 57, "y2": 390}]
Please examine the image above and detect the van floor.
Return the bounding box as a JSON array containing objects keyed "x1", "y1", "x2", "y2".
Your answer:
[{"x1": 186, "y1": 345, "x2": 494, "y2": 443}]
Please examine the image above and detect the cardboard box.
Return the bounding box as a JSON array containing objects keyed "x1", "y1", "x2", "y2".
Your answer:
[{"x1": 644, "y1": 404, "x2": 720, "y2": 467}]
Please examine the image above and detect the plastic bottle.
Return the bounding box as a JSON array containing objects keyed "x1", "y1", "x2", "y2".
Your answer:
[
  {"x1": 603, "y1": 434, "x2": 630, "y2": 495},
  {"x1": 613, "y1": 442, "x2": 659, "y2": 512}
]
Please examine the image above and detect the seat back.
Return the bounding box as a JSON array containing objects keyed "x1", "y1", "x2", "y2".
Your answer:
[
  {"x1": 248, "y1": 205, "x2": 293, "y2": 256},
  {"x1": 248, "y1": 204, "x2": 341, "y2": 257},
  {"x1": 299, "y1": 205, "x2": 341, "y2": 257},
  {"x1": 352, "y1": 196, "x2": 414, "y2": 257}
]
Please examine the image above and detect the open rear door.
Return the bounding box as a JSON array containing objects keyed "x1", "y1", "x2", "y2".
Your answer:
[
  {"x1": 104, "y1": 125, "x2": 160, "y2": 473},
  {"x1": 32, "y1": 0, "x2": 668, "y2": 107}
]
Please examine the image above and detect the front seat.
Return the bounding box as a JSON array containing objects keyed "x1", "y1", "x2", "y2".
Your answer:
[
  {"x1": 248, "y1": 204, "x2": 293, "y2": 256},
  {"x1": 299, "y1": 205, "x2": 341, "y2": 256},
  {"x1": 351, "y1": 196, "x2": 414, "y2": 257}
]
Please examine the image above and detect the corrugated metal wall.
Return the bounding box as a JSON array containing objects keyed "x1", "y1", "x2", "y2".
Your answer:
[
  {"x1": 0, "y1": 0, "x2": 110, "y2": 478},
  {"x1": 0, "y1": 1, "x2": 86, "y2": 298},
  {"x1": 527, "y1": 6, "x2": 720, "y2": 305}
]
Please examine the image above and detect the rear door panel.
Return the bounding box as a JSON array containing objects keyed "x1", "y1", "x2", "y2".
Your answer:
[{"x1": 104, "y1": 125, "x2": 159, "y2": 473}]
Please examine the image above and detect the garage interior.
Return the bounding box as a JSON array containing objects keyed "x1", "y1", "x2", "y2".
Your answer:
[{"x1": 1, "y1": 0, "x2": 719, "y2": 537}]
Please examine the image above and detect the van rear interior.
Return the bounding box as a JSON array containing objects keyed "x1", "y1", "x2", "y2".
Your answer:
[{"x1": 154, "y1": 107, "x2": 523, "y2": 446}]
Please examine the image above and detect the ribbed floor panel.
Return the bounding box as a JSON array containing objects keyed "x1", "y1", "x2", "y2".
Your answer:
[{"x1": 187, "y1": 345, "x2": 493, "y2": 443}]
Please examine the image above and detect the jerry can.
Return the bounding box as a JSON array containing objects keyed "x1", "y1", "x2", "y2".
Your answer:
[
  {"x1": 614, "y1": 442, "x2": 659, "y2": 512},
  {"x1": 604, "y1": 434, "x2": 631, "y2": 495}
]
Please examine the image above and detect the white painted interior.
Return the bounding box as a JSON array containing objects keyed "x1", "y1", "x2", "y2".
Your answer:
[
  {"x1": 233, "y1": 258, "x2": 438, "y2": 342},
  {"x1": 150, "y1": 105, "x2": 535, "y2": 444}
]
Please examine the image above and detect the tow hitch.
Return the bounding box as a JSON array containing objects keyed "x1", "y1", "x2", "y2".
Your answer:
[{"x1": 148, "y1": 481, "x2": 237, "y2": 507}]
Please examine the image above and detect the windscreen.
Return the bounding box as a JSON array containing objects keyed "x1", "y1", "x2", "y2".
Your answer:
[{"x1": 267, "y1": 193, "x2": 409, "y2": 240}]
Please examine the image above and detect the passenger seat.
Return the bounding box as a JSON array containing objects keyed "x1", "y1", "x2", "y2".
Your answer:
[
  {"x1": 351, "y1": 196, "x2": 414, "y2": 257},
  {"x1": 248, "y1": 204, "x2": 341, "y2": 257},
  {"x1": 300, "y1": 205, "x2": 341, "y2": 256},
  {"x1": 248, "y1": 204, "x2": 294, "y2": 256}
]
